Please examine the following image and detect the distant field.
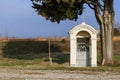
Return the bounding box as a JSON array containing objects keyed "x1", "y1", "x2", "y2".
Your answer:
[
  {"x1": 0, "y1": 36, "x2": 120, "y2": 41},
  {"x1": 0, "y1": 36, "x2": 120, "y2": 55}
]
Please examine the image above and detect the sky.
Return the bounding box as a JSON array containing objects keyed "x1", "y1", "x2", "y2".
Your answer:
[{"x1": 0, "y1": 0, "x2": 120, "y2": 38}]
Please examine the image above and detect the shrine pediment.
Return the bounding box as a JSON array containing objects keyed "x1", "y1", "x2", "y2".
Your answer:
[{"x1": 69, "y1": 22, "x2": 98, "y2": 36}]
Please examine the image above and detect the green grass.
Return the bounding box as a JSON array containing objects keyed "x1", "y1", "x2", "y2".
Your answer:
[
  {"x1": 0, "y1": 52, "x2": 70, "y2": 70},
  {"x1": 0, "y1": 40, "x2": 120, "y2": 72},
  {"x1": 0, "y1": 53, "x2": 120, "y2": 73}
]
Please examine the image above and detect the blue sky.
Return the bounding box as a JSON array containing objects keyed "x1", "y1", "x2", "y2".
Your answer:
[{"x1": 0, "y1": 0, "x2": 120, "y2": 38}]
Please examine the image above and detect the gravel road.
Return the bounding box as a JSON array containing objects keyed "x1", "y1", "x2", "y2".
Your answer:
[{"x1": 0, "y1": 68, "x2": 120, "y2": 80}]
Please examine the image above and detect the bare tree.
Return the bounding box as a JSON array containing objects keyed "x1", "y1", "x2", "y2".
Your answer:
[{"x1": 86, "y1": 0, "x2": 114, "y2": 65}]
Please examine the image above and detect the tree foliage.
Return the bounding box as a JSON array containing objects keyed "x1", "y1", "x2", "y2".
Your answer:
[
  {"x1": 114, "y1": 23, "x2": 120, "y2": 36},
  {"x1": 114, "y1": 28, "x2": 120, "y2": 36},
  {"x1": 32, "y1": 0, "x2": 84, "y2": 23}
]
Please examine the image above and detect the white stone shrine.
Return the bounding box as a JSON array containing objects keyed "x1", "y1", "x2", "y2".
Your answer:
[{"x1": 69, "y1": 22, "x2": 98, "y2": 67}]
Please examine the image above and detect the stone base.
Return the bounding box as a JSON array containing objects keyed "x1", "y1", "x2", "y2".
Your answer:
[
  {"x1": 70, "y1": 64, "x2": 97, "y2": 67},
  {"x1": 70, "y1": 64, "x2": 76, "y2": 67},
  {"x1": 91, "y1": 64, "x2": 97, "y2": 67}
]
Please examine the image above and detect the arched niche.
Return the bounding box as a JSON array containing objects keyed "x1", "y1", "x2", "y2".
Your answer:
[
  {"x1": 69, "y1": 22, "x2": 98, "y2": 67},
  {"x1": 76, "y1": 31, "x2": 91, "y2": 38}
]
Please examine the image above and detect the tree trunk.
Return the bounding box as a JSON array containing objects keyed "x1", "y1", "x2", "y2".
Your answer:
[
  {"x1": 101, "y1": 24, "x2": 107, "y2": 65},
  {"x1": 48, "y1": 37, "x2": 53, "y2": 65},
  {"x1": 101, "y1": 0, "x2": 114, "y2": 65},
  {"x1": 93, "y1": 0, "x2": 114, "y2": 65},
  {"x1": 102, "y1": 10, "x2": 114, "y2": 65}
]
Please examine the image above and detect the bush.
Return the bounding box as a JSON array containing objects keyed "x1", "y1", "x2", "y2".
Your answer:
[{"x1": 0, "y1": 40, "x2": 69, "y2": 58}]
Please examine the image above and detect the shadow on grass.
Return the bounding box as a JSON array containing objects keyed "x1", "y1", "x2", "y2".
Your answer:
[
  {"x1": 44, "y1": 54, "x2": 70, "y2": 64},
  {"x1": 1, "y1": 41, "x2": 70, "y2": 64}
]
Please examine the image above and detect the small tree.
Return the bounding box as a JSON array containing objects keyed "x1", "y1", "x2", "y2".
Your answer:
[{"x1": 48, "y1": 37, "x2": 53, "y2": 65}]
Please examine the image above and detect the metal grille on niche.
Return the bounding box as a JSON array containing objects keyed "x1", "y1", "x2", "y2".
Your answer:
[{"x1": 77, "y1": 38, "x2": 89, "y2": 52}]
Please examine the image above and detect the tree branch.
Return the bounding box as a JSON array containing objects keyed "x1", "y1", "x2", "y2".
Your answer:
[
  {"x1": 87, "y1": 4, "x2": 95, "y2": 9},
  {"x1": 85, "y1": 0, "x2": 98, "y2": 5},
  {"x1": 94, "y1": 5, "x2": 103, "y2": 26}
]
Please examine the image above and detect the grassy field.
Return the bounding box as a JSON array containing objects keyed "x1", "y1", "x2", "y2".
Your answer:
[
  {"x1": 0, "y1": 40, "x2": 120, "y2": 72},
  {"x1": 0, "y1": 52, "x2": 120, "y2": 72}
]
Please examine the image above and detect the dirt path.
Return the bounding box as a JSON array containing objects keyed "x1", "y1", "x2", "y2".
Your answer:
[{"x1": 0, "y1": 68, "x2": 120, "y2": 80}]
